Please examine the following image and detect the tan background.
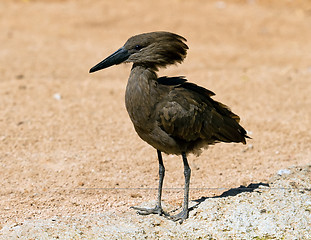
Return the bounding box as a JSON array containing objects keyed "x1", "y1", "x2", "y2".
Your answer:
[{"x1": 1, "y1": 0, "x2": 311, "y2": 226}]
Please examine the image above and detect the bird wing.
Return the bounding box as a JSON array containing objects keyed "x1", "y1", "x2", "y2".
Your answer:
[{"x1": 156, "y1": 77, "x2": 247, "y2": 143}]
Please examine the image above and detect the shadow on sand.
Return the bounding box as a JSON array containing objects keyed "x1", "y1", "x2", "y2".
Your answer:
[{"x1": 189, "y1": 182, "x2": 270, "y2": 211}]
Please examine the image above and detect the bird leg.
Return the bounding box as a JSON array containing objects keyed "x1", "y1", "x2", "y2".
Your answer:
[
  {"x1": 131, "y1": 150, "x2": 167, "y2": 216},
  {"x1": 168, "y1": 152, "x2": 191, "y2": 223}
]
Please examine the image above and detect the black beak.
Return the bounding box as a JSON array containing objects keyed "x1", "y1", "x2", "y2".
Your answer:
[{"x1": 89, "y1": 47, "x2": 130, "y2": 73}]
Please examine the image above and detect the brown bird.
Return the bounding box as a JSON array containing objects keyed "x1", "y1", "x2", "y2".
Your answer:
[{"x1": 89, "y1": 31, "x2": 249, "y2": 223}]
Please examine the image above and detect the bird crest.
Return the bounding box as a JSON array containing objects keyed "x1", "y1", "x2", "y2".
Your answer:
[{"x1": 124, "y1": 32, "x2": 189, "y2": 70}]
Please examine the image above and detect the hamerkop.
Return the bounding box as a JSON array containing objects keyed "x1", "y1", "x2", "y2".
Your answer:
[{"x1": 89, "y1": 31, "x2": 249, "y2": 223}]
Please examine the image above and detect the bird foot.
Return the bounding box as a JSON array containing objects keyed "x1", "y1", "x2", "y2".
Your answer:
[
  {"x1": 167, "y1": 209, "x2": 189, "y2": 224},
  {"x1": 131, "y1": 205, "x2": 168, "y2": 216}
]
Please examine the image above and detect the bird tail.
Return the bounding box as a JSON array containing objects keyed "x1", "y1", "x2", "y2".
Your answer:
[{"x1": 208, "y1": 101, "x2": 250, "y2": 144}]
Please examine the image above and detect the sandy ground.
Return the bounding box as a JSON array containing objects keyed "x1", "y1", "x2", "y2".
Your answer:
[
  {"x1": 1, "y1": 166, "x2": 310, "y2": 238},
  {"x1": 1, "y1": 0, "x2": 311, "y2": 237}
]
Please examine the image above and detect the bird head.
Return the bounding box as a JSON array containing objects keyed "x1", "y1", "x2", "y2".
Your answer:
[{"x1": 89, "y1": 31, "x2": 188, "y2": 73}]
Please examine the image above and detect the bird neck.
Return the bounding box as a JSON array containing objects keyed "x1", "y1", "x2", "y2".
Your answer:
[
  {"x1": 127, "y1": 65, "x2": 158, "y2": 95},
  {"x1": 125, "y1": 65, "x2": 158, "y2": 127}
]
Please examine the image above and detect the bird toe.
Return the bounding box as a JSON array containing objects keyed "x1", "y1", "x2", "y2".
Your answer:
[
  {"x1": 167, "y1": 209, "x2": 189, "y2": 223},
  {"x1": 131, "y1": 206, "x2": 167, "y2": 216}
]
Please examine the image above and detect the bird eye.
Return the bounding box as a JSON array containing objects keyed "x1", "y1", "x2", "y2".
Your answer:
[{"x1": 134, "y1": 45, "x2": 142, "y2": 50}]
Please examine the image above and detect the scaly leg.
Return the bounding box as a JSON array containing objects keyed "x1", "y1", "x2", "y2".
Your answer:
[
  {"x1": 131, "y1": 150, "x2": 167, "y2": 216},
  {"x1": 168, "y1": 152, "x2": 191, "y2": 223}
]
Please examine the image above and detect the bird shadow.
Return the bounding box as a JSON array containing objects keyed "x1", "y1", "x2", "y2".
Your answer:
[{"x1": 188, "y1": 182, "x2": 270, "y2": 212}]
